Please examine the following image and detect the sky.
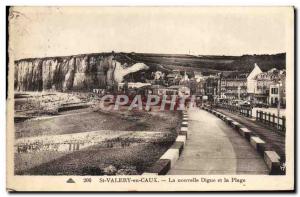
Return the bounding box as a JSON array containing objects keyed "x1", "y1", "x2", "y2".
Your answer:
[{"x1": 9, "y1": 6, "x2": 293, "y2": 60}]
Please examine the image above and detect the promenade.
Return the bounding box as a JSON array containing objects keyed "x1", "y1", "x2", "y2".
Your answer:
[{"x1": 168, "y1": 108, "x2": 269, "y2": 175}]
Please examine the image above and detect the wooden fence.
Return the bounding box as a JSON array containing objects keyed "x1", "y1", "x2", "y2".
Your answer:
[
  {"x1": 215, "y1": 104, "x2": 286, "y2": 133},
  {"x1": 256, "y1": 111, "x2": 286, "y2": 133}
]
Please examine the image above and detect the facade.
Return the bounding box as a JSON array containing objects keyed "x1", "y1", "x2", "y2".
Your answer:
[
  {"x1": 247, "y1": 63, "x2": 263, "y2": 94},
  {"x1": 117, "y1": 82, "x2": 151, "y2": 91},
  {"x1": 268, "y1": 71, "x2": 286, "y2": 107},
  {"x1": 269, "y1": 83, "x2": 280, "y2": 106},
  {"x1": 220, "y1": 72, "x2": 248, "y2": 100},
  {"x1": 150, "y1": 85, "x2": 166, "y2": 95},
  {"x1": 169, "y1": 85, "x2": 191, "y2": 97},
  {"x1": 166, "y1": 73, "x2": 177, "y2": 85},
  {"x1": 204, "y1": 74, "x2": 221, "y2": 102},
  {"x1": 188, "y1": 78, "x2": 198, "y2": 95},
  {"x1": 280, "y1": 70, "x2": 286, "y2": 107},
  {"x1": 246, "y1": 65, "x2": 286, "y2": 105},
  {"x1": 179, "y1": 71, "x2": 190, "y2": 86},
  {"x1": 166, "y1": 70, "x2": 182, "y2": 86},
  {"x1": 246, "y1": 63, "x2": 266, "y2": 103},
  {"x1": 251, "y1": 68, "x2": 282, "y2": 103},
  {"x1": 195, "y1": 78, "x2": 206, "y2": 96},
  {"x1": 194, "y1": 71, "x2": 203, "y2": 82}
]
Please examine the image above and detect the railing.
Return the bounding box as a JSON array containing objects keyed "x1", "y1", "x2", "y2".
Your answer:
[
  {"x1": 239, "y1": 107, "x2": 252, "y2": 118},
  {"x1": 256, "y1": 111, "x2": 286, "y2": 133},
  {"x1": 217, "y1": 104, "x2": 252, "y2": 118},
  {"x1": 214, "y1": 104, "x2": 286, "y2": 134}
]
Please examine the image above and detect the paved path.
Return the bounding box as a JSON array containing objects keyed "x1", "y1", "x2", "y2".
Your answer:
[
  {"x1": 216, "y1": 108, "x2": 285, "y2": 160},
  {"x1": 168, "y1": 108, "x2": 268, "y2": 175}
]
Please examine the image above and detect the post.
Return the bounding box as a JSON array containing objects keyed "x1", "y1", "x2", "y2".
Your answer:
[
  {"x1": 282, "y1": 116, "x2": 286, "y2": 132},
  {"x1": 265, "y1": 112, "x2": 267, "y2": 123}
]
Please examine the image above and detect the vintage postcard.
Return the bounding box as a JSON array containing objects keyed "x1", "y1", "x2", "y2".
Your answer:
[{"x1": 6, "y1": 6, "x2": 294, "y2": 191}]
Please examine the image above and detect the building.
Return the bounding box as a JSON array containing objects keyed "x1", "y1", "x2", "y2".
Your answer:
[
  {"x1": 188, "y1": 78, "x2": 198, "y2": 95},
  {"x1": 247, "y1": 63, "x2": 263, "y2": 94},
  {"x1": 150, "y1": 85, "x2": 167, "y2": 95},
  {"x1": 166, "y1": 70, "x2": 182, "y2": 86},
  {"x1": 269, "y1": 83, "x2": 280, "y2": 106},
  {"x1": 194, "y1": 71, "x2": 203, "y2": 82},
  {"x1": 251, "y1": 68, "x2": 283, "y2": 103},
  {"x1": 166, "y1": 73, "x2": 177, "y2": 85},
  {"x1": 150, "y1": 71, "x2": 166, "y2": 86},
  {"x1": 189, "y1": 71, "x2": 206, "y2": 96},
  {"x1": 246, "y1": 64, "x2": 286, "y2": 105},
  {"x1": 179, "y1": 71, "x2": 190, "y2": 86},
  {"x1": 118, "y1": 82, "x2": 151, "y2": 91},
  {"x1": 280, "y1": 70, "x2": 286, "y2": 107},
  {"x1": 220, "y1": 72, "x2": 248, "y2": 100},
  {"x1": 169, "y1": 85, "x2": 191, "y2": 97},
  {"x1": 204, "y1": 74, "x2": 221, "y2": 102},
  {"x1": 268, "y1": 71, "x2": 286, "y2": 107}
]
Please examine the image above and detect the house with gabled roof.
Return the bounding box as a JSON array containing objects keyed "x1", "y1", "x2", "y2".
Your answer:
[{"x1": 247, "y1": 63, "x2": 263, "y2": 94}]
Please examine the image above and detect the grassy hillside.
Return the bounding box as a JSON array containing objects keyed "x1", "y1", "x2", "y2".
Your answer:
[{"x1": 124, "y1": 52, "x2": 286, "y2": 74}]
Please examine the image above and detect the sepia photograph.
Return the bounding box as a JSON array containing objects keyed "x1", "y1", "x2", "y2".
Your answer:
[{"x1": 6, "y1": 6, "x2": 294, "y2": 191}]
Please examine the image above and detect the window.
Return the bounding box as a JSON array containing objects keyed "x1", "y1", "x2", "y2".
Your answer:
[{"x1": 271, "y1": 88, "x2": 278, "y2": 94}]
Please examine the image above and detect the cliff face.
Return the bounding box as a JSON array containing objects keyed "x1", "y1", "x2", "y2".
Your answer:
[{"x1": 14, "y1": 54, "x2": 149, "y2": 92}]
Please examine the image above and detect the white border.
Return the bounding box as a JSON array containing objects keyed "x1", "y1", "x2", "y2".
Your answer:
[{"x1": 1, "y1": 0, "x2": 299, "y2": 196}]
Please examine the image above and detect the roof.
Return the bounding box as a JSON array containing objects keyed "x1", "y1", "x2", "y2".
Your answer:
[
  {"x1": 168, "y1": 85, "x2": 182, "y2": 89},
  {"x1": 253, "y1": 68, "x2": 285, "y2": 80},
  {"x1": 247, "y1": 63, "x2": 263, "y2": 80},
  {"x1": 151, "y1": 84, "x2": 166, "y2": 89},
  {"x1": 267, "y1": 68, "x2": 278, "y2": 73},
  {"x1": 168, "y1": 85, "x2": 187, "y2": 89},
  {"x1": 254, "y1": 72, "x2": 279, "y2": 80},
  {"x1": 167, "y1": 73, "x2": 177, "y2": 78},
  {"x1": 222, "y1": 72, "x2": 248, "y2": 79}
]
